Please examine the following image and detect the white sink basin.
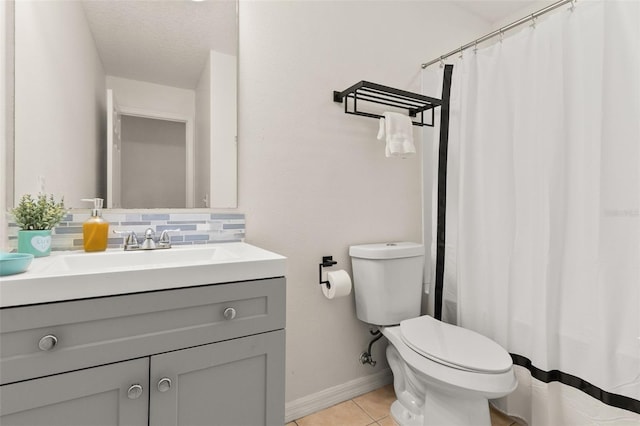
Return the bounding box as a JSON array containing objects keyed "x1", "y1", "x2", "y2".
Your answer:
[
  {"x1": 0, "y1": 242, "x2": 286, "y2": 308},
  {"x1": 61, "y1": 246, "x2": 238, "y2": 272}
]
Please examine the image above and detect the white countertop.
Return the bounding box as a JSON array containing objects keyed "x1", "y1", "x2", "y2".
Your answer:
[{"x1": 0, "y1": 243, "x2": 286, "y2": 308}]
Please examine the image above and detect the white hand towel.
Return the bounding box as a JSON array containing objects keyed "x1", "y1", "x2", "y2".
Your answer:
[{"x1": 376, "y1": 112, "x2": 415, "y2": 158}]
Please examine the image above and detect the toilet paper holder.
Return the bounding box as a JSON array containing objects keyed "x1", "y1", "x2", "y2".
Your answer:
[{"x1": 319, "y1": 256, "x2": 338, "y2": 288}]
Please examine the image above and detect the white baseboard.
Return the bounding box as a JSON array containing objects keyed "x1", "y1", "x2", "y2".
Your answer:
[{"x1": 284, "y1": 369, "x2": 393, "y2": 423}]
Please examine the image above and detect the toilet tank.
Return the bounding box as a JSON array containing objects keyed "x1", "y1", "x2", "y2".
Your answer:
[{"x1": 349, "y1": 242, "x2": 424, "y2": 326}]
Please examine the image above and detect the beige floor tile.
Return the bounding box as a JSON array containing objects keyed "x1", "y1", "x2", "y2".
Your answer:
[
  {"x1": 296, "y1": 400, "x2": 374, "y2": 426},
  {"x1": 353, "y1": 384, "x2": 397, "y2": 421},
  {"x1": 294, "y1": 385, "x2": 525, "y2": 426},
  {"x1": 377, "y1": 415, "x2": 399, "y2": 426},
  {"x1": 490, "y1": 405, "x2": 519, "y2": 426}
]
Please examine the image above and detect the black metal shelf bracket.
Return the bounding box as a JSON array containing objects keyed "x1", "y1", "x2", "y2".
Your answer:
[
  {"x1": 333, "y1": 80, "x2": 443, "y2": 127},
  {"x1": 318, "y1": 256, "x2": 338, "y2": 288}
]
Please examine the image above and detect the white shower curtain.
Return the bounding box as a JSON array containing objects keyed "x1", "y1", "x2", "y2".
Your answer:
[{"x1": 423, "y1": 1, "x2": 639, "y2": 424}]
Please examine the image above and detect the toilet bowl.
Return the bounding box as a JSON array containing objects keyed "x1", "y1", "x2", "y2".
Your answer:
[
  {"x1": 349, "y1": 242, "x2": 517, "y2": 426},
  {"x1": 381, "y1": 316, "x2": 517, "y2": 426}
]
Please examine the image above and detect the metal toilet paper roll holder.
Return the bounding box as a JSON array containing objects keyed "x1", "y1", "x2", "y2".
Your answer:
[{"x1": 318, "y1": 256, "x2": 337, "y2": 289}]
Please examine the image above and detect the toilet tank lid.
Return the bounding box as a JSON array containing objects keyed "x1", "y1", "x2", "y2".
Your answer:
[{"x1": 349, "y1": 242, "x2": 424, "y2": 259}]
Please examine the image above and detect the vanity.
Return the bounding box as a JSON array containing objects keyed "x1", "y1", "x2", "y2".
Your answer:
[{"x1": 0, "y1": 243, "x2": 286, "y2": 426}]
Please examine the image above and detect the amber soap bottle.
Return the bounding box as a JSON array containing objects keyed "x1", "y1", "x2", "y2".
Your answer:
[{"x1": 81, "y1": 198, "x2": 109, "y2": 252}]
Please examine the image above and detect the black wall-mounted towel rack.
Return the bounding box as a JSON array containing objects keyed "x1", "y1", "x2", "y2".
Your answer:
[{"x1": 333, "y1": 81, "x2": 444, "y2": 127}]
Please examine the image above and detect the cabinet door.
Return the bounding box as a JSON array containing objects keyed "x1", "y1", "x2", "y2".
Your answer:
[
  {"x1": 0, "y1": 358, "x2": 148, "y2": 426},
  {"x1": 150, "y1": 330, "x2": 285, "y2": 426}
]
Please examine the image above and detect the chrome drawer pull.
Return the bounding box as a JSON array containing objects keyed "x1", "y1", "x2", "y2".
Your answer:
[
  {"x1": 223, "y1": 307, "x2": 237, "y2": 320},
  {"x1": 157, "y1": 377, "x2": 172, "y2": 392},
  {"x1": 127, "y1": 384, "x2": 143, "y2": 400},
  {"x1": 38, "y1": 334, "x2": 58, "y2": 351}
]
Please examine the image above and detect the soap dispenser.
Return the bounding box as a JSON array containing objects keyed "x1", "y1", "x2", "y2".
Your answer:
[{"x1": 81, "y1": 198, "x2": 109, "y2": 252}]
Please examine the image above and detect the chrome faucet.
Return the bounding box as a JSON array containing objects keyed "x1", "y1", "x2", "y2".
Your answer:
[
  {"x1": 113, "y1": 230, "x2": 140, "y2": 251},
  {"x1": 114, "y1": 228, "x2": 179, "y2": 251},
  {"x1": 140, "y1": 228, "x2": 157, "y2": 250},
  {"x1": 158, "y1": 230, "x2": 176, "y2": 249}
]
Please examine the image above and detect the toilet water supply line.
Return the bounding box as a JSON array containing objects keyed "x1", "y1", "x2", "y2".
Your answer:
[
  {"x1": 360, "y1": 329, "x2": 383, "y2": 367},
  {"x1": 318, "y1": 256, "x2": 383, "y2": 367}
]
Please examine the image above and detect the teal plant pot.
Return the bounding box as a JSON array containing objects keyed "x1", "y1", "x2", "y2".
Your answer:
[{"x1": 17, "y1": 229, "x2": 53, "y2": 257}]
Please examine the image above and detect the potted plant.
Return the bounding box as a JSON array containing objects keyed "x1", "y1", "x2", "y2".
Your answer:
[{"x1": 11, "y1": 194, "x2": 66, "y2": 257}]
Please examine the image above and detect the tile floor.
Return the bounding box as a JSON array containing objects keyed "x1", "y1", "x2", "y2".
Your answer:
[{"x1": 286, "y1": 384, "x2": 523, "y2": 426}]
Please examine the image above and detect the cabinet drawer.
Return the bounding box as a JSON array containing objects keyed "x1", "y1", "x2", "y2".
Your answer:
[{"x1": 0, "y1": 277, "x2": 285, "y2": 385}]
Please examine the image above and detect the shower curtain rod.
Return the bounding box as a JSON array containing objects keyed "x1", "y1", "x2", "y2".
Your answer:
[{"x1": 421, "y1": 0, "x2": 575, "y2": 69}]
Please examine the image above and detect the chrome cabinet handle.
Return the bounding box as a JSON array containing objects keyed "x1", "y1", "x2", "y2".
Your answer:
[
  {"x1": 157, "y1": 377, "x2": 172, "y2": 392},
  {"x1": 223, "y1": 307, "x2": 237, "y2": 320},
  {"x1": 127, "y1": 384, "x2": 143, "y2": 400},
  {"x1": 38, "y1": 334, "x2": 58, "y2": 351}
]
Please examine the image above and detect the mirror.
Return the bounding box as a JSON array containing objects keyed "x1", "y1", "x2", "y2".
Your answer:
[{"x1": 11, "y1": 0, "x2": 237, "y2": 209}]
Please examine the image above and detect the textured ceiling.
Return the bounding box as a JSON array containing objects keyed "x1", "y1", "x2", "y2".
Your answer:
[{"x1": 82, "y1": 0, "x2": 237, "y2": 90}]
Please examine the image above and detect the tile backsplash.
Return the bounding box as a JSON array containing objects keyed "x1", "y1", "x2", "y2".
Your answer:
[{"x1": 7, "y1": 211, "x2": 245, "y2": 251}]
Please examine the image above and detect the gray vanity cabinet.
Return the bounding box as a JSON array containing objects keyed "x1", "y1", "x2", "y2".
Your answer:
[
  {"x1": 0, "y1": 358, "x2": 149, "y2": 425},
  {"x1": 150, "y1": 330, "x2": 285, "y2": 426},
  {"x1": 0, "y1": 277, "x2": 286, "y2": 426}
]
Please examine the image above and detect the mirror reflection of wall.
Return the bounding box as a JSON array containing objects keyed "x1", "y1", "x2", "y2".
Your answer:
[
  {"x1": 121, "y1": 116, "x2": 186, "y2": 209},
  {"x1": 13, "y1": 0, "x2": 237, "y2": 209}
]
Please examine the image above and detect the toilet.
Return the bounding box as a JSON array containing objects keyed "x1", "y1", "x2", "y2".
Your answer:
[{"x1": 349, "y1": 242, "x2": 517, "y2": 426}]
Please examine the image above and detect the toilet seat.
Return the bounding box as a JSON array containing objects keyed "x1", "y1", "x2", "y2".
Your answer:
[
  {"x1": 399, "y1": 316, "x2": 512, "y2": 374},
  {"x1": 382, "y1": 324, "x2": 517, "y2": 398}
]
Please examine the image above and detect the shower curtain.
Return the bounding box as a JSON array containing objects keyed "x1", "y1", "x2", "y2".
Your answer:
[{"x1": 422, "y1": 1, "x2": 639, "y2": 424}]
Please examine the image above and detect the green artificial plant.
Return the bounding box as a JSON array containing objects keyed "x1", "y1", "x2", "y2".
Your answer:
[{"x1": 11, "y1": 194, "x2": 67, "y2": 230}]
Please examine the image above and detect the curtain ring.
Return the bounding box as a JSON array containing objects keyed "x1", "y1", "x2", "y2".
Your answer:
[
  {"x1": 499, "y1": 30, "x2": 504, "y2": 43},
  {"x1": 439, "y1": 57, "x2": 445, "y2": 68},
  {"x1": 530, "y1": 14, "x2": 537, "y2": 29},
  {"x1": 459, "y1": 46, "x2": 464, "y2": 59},
  {"x1": 473, "y1": 41, "x2": 478, "y2": 54},
  {"x1": 569, "y1": 0, "x2": 577, "y2": 12}
]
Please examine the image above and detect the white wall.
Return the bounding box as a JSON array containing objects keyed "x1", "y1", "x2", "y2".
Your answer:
[
  {"x1": 195, "y1": 54, "x2": 212, "y2": 207},
  {"x1": 194, "y1": 51, "x2": 238, "y2": 209},
  {"x1": 210, "y1": 51, "x2": 238, "y2": 208},
  {"x1": 106, "y1": 76, "x2": 195, "y2": 118},
  {"x1": 14, "y1": 0, "x2": 105, "y2": 206},
  {"x1": 238, "y1": 0, "x2": 492, "y2": 409},
  {"x1": 1, "y1": 0, "x2": 9, "y2": 251}
]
